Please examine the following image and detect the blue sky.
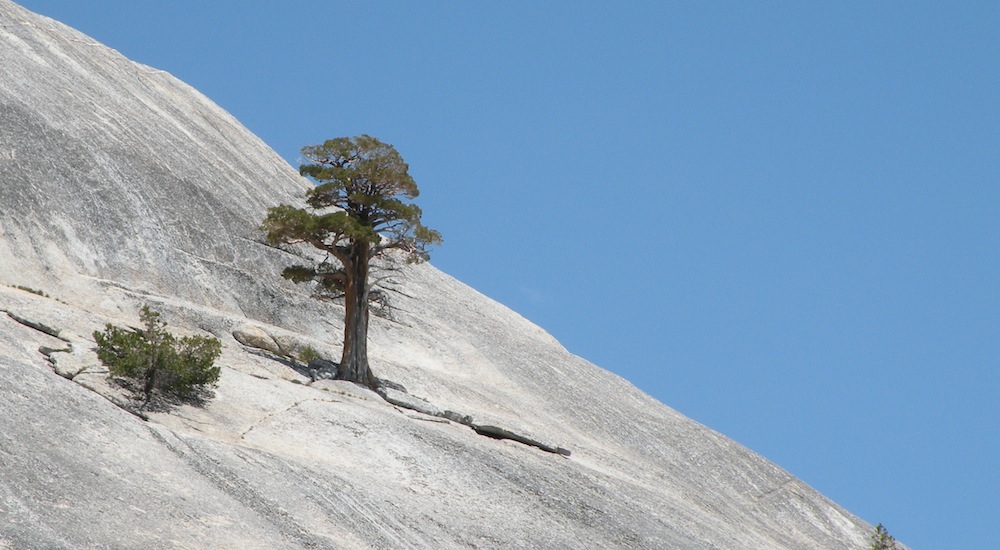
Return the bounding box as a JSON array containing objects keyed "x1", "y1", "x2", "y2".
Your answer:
[{"x1": 18, "y1": 2, "x2": 1000, "y2": 547}]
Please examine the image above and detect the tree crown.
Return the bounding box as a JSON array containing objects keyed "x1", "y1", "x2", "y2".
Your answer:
[
  {"x1": 264, "y1": 134, "x2": 440, "y2": 259},
  {"x1": 261, "y1": 135, "x2": 440, "y2": 294}
]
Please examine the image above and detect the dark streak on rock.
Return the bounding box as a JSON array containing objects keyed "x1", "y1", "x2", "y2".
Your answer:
[
  {"x1": 472, "y1": 424, "x2": 572, "y2": 457},
  {"x1": 375, "y1": 380, "x2": 571, "y2": 457},
  {"x1": 4, "y1": 310, "x2": 69, "y2": 342}
]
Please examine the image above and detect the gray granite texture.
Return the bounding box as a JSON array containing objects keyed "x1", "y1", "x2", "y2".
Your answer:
[{"x1": 0, "y1": 2, "x2": 878, "y2": 548}]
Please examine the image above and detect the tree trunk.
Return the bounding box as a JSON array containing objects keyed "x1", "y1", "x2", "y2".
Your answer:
[{"x1": 338, "y1": 243, "x2": 376, "y2": 389}]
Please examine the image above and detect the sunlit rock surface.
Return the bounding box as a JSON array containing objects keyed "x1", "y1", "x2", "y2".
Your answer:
[{"x1": 0, "y1": 2, "x2": 874, "y2": 548}]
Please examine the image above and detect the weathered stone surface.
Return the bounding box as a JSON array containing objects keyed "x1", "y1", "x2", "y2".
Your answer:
[
  {"x1": 0, "y1": 2, "x2": 881, "y2": 548},
  {"x1": 232, "y1": 325, "x2": 281, "y2": 355}
]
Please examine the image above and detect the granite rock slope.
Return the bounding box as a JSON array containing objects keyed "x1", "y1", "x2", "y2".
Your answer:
[{"x1": 0, "y1": 1, "x2": 875, "y2": 548}]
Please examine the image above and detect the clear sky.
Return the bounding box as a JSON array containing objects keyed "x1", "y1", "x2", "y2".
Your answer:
[{"x1": 16, "y1": 1, "x2": 1000, "y2": 547}]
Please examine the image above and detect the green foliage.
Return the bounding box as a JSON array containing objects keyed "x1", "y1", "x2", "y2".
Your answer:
[
  {"x1": 869, "y1": 523, "x2": 898, "y2": 550},
  {"x1": 94, "y1": 306, "x2": 221, "y2": 403},
  {"x1": 260, "y1": 134, "x2": 442, "y2": 268},
  {"x1": 297, "y1": 345, "x2": 319, "y2": 365}
]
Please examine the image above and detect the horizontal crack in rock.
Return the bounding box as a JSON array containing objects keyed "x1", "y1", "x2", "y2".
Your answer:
[
  {"x1": 4, "y1": 310, "x2": 68, "y2": 342},
  {"x1": 375, "y1": 381, "x2": 571, "y2": 457},
  {"x1": 471, "y1": 424, "x2": 572, "y2": 456},
  {"x1": 240, "y1": 398, "x2": 339, "y2": 440}
]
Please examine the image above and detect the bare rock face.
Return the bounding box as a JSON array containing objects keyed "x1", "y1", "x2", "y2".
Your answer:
[
  {"x1": 0, "y1": 1, "x2": 875, "y2": 548},
  {"x1": 0, "y1": 0, "x2": 309, "y2": 322}
]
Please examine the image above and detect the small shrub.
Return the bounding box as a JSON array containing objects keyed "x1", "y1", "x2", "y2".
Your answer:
[
  {"x1": 298, "y1": 345, "x2": 319, "y2": 365},
  {"x1": 869, "y1": 523, "x2": 898, "y2": 550},
  {"x1": 94, "y1": 306, "x2": 221, "y2": 406}
]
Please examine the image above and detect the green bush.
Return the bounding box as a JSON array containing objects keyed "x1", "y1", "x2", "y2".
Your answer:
[
  {"x1": 298, "y1": 345, "x2": 319, "y2": 365},
  {"x1": 94, "y1": 306, "x2": 221, "y2": 404}
]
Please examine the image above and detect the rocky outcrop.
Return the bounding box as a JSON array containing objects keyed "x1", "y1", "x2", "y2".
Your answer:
[
  {"x1": 232, "y1": 325, "x2": 282, "y2": 355},
  {"x1": 0, "y1": 1, "x2": 875, "y2": 548}
]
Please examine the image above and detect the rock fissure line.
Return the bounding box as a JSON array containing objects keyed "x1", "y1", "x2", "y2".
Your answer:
[
  {"x1": 3, "y1": 311, "x2": 92, "y2": 383},
  {"x1": 376, "y1": 384, "x2": 571, "y2": 457},
  {"x1": 3, "y1": 310, "x2": 68, "y2": 342},
  {"x1": 239, "y1": 397, "x2": 340, "y2": 440}
]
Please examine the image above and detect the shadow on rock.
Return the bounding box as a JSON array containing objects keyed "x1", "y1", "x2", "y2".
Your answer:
[{"x1": 110, "y1": 377, "x2": 217, "y2": 415}]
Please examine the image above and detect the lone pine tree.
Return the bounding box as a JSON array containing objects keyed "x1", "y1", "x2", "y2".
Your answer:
[{"x1": 261, "y1": 135, "x2": 441, "y2": 388}]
